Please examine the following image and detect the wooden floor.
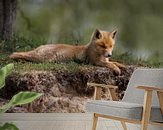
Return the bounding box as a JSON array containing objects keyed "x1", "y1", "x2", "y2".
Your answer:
[{"x1": 0, "y1": 113, "x2": 140, "y2": 130}]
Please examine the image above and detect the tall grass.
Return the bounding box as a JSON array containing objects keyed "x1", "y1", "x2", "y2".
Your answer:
[{"x1": 0, "y1": 35, "x2": 46, "y2": 53}]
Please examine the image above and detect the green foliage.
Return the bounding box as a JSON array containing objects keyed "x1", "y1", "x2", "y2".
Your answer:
[
  {"x1": 0, "y1": 92, "x2": 42, "y2": 113},
  {"x1": 10, "y1": 92, "x2": 42, "y2": 106},
  {"x1": 0, "y1": 123, "x2": 19, "y2": 130},
  {"x1": 0, "y1": 63, "x2": 14, "y2": 89}
]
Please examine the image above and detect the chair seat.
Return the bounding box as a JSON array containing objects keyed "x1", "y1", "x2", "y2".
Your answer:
[{"x1": 86, "y1": 100, "x2": 163, "y2": 123}]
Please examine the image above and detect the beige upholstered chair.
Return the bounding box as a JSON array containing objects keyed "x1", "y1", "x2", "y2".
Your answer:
[{"x1": 86, "y1": 69, "x2": 163, "y2": 130}]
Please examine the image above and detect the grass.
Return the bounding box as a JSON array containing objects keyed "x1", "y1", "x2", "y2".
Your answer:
[
  {"x1": 0, "y1": 35, "x2": 46, "y2": 53},
  {"x1": 112, "y1": 52, "x2": 163, "y2": 68},
  {"x1": 0, "y1": 54, "x2": 93, "y2": 72},
  {"x1": 13, "y1": 62, "x2": 91, "y2": 72},
  {"x1": 0, "y1": 36, "x2": 162, "y2": 72},
  {"x1": 0, "y1": 52, "x2": 162, "y2": 73}
]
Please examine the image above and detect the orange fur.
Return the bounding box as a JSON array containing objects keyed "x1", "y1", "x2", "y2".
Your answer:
[{"x1": 10, "y1": 29, "x2": 125, "y2": 74}]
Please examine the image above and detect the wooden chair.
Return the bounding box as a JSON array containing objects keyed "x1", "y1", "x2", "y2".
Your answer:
[{"x1": 86, "y1": 69, "x2": 163, "y2": 130}]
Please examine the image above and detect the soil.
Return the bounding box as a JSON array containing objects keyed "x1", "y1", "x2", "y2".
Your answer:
[{"x1": 0, "y1": 65, "x2": 137, "y2": 113}]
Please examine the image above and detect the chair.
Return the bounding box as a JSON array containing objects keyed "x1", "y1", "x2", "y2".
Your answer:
[{"x1": 86, "y1": 69, "x2": 163, "y2": 130}]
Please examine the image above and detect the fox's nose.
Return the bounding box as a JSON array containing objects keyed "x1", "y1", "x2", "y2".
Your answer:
[{"x1": 107, "y1": 54, "x2": 112, "y2": 57}]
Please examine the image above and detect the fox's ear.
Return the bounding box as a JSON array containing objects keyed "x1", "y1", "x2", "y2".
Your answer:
[
  {"x1": 94, "y1": 29, "x2": 102, "y2": 39},
  {"x1": 111, "y1": 30, "x2": 117, "y2": 39}
]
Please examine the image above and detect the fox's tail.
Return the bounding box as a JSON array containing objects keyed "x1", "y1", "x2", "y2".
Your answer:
[{"x1": 9, "y1": 52, "x2": 34, "y2": 61}]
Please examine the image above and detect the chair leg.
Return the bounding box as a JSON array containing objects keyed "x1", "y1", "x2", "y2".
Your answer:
[
  {"x1": 141, "y1": 90, "x2": 152, "y2": 130},
  {"x1": 141, "y1": 124, "x2": 148, "y2": 130},
  {"x1": 121, "y1": 121, "x2": 127, "y2": 130},
  {"x1": 92, "y1": 113, "x2": 98, "y2": 130}
]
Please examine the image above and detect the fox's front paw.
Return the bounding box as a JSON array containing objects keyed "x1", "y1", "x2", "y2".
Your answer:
[
  {"x1": 113, "y1": 67, "x2": 121, "y2": 75},
  {"x1": 118, "y1": 64, "x2": 126, "y2": 69},
  {"x1": 113, "y1": 62, "x2": 126, "y2": 69}
]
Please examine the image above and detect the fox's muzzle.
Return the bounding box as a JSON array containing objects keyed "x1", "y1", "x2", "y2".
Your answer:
[
  {"x1": 104, "y1": 51, "x2": 112, "y2": 57},
  {"x1": 107, "y1": 54, "x2": 112, "y2": 57}
]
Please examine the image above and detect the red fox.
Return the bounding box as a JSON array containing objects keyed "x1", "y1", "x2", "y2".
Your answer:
[{"x1": 10, "y1": 29, "x2": 125, "y2": 74}]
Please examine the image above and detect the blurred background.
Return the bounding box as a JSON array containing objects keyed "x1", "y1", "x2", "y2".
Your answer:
[{"x1": 1, "y1": 0, "x2": 163, "y2": 64}]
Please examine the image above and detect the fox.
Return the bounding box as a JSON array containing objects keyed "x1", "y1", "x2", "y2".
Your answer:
[{"x1": 10, "y1": 29, "x2": 125, "y2": 74}]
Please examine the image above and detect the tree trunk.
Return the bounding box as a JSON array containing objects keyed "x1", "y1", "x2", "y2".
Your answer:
[
  {"x1": 0, "y1": 0, "x2": 17, "y2": 40},
  {"x1": 0, "y1": 0, "x2": 4, "y2": 38}
]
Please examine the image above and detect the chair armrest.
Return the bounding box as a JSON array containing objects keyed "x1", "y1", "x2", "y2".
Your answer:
[
  {"x1": 137, "y1": 86, "x2": 163, "y2": 124},
  {"x1": 137, "y1": 86, "x2": 163, "y2": 115},
  {"x1": 136, "y1": 86, "x2": 163, "y2": 92},
  {"x1": 87, "y1": 82, "x2": 118, "y2": 101},
  {"x1": 87, "y1": 82, "x2": 118, "y2": 89}
]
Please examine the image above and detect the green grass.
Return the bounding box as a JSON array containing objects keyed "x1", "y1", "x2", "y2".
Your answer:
[
  {"x1": 0, "y1": 54, "x2": 93, "y2": 72},
  {"x1": 0, "y1": 35, "x2": 46, "y2": 53},
  {"x1": 0, "y1": 36, "x2": 162, "y2": 72},
  {"x1": 0, "y1": 52, "x2": 162, "y2": 73},
  {"x1": 13, "y1": 62, "x2": 91, "y2": 72},
  {"x1": 112, "y1": 52, "x2": 163, "y2": 68}
]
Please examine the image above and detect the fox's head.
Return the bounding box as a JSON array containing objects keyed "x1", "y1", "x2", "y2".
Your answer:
[{"x1": 90, "y1": 29, "x2": 117, "y2": 58}]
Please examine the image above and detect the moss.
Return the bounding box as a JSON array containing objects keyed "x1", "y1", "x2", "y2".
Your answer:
[
  {"x1": 13, "y1": 62, "x2": 93, "y2": 72},
  {"x1": 0, "y1": 54, "x2": 92, "y2": 72}
]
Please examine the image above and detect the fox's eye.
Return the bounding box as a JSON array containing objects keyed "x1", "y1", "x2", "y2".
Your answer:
[
  {"x1": 109, "y1": 45, "x2": 113, "y2": 48},
  {"x1": 99, "y1": 44, "x2": 106, "y2": 48}
]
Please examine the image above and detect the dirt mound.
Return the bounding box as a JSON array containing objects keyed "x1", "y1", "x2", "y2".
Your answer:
[{"x1": 0, "y1": 65, "x2": 136, "y2": 113}]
